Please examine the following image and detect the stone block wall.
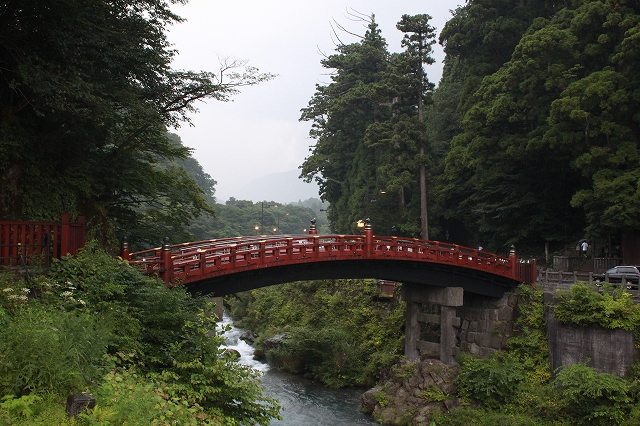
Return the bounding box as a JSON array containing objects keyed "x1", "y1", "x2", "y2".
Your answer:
[{"x1": 455, "y1": 292, "x2": 519, "y2": 357}]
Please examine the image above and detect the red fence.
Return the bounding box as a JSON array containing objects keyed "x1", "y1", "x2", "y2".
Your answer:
[
  {"x1": 0, "y1": 214, "x2": 86, "y2": 267},
  {"x1": 124, "y1": 230, "x2": 537, "y2": 286}
]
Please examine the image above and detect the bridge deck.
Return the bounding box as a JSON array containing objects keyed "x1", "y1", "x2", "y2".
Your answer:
[{"x1": 125, "y1": 234, "x2": 535, "y2": 293}]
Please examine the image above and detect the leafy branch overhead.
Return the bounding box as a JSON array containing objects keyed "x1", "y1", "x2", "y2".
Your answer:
[{"x1": 0, "y1": 0, "x2": 274, "y2": 247}]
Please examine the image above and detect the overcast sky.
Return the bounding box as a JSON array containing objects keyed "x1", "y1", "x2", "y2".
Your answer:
[{"x1": 167, "y1": 0, "x2": 462, "y2": 203}]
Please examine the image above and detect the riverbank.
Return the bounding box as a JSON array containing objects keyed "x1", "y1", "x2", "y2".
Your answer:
[{"x1": 221, "y1": 313, "x2": 378, "y2": 425}]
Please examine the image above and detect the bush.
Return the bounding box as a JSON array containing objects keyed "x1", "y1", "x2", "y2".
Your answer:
[
  {"x1": 455, "y1": 353, "x2": 526, "y2": 409},
  {"x1": 0, "y1": 307, "x2": 111, "y2": 398},
  {"x1": 430, "y1": 406, "x2": 558, "y2": 426},
  {"x1": 553, "y1": 363, "x2": 632, "y2": 425},
  {"x1": 553, "y1": 282, "x2": 640, "y2": 331},
  {"x1": 0, "y1": 243, "x2": 282, "y2": 424},
  {"x1": 268, "y1": 326, "x2": 369, "y2": 388},
  {"x1": 229, "y1": 279, "x2": 405, "y2": 388}
]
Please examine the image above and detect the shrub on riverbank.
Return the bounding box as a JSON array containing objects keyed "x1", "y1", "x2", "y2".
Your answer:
[
  {"x1": 227, "y1": 279, "x2": 405, "y2": 388},
  {"x1": 431, "y1": 284, "x2": 640, "y2": 426},
  {"x1": 0, "y1": 243, "x2": 280, "y2": 425}
]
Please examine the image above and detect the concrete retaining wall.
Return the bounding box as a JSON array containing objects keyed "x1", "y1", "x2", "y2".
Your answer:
[{"x1": 544, "y1": 294, "x2": 638, "y2": 377}]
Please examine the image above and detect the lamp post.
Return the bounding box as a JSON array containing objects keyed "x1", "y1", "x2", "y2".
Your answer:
[
  {"x1": 365, "y1": 188, "x2": 377, "y2": 218},
  {"x1": 254, "y1": 225, "x2": 260, "y2": 235},
  {"x1": 261, "y1": 202, "x2": 277, "y2": 233},
  {"x1": 379, "y1": 189, "x2": 391, "y2": 235}
]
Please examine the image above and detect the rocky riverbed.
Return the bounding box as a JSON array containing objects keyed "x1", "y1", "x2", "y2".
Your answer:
[{"x1": 361, "y1": 359, "x2": 462, "y2": 426}]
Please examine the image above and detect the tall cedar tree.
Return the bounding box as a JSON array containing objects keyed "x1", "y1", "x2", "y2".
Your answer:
[
  {"x1": 363, "y1": 15, "x2": 437, "y2": 238},
  {"x1": 300, "y1": 15, "x2": 391, "y2": 233}
]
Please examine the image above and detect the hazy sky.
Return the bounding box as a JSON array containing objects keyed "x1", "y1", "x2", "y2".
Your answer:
[{"x1": 167, "y1": 0, "x2": 463, "y2": 203}]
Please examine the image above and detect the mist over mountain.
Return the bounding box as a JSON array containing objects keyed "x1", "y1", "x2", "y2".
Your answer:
[{"x1": 222, "y1": 170, "x2": 320, "y2": 204}]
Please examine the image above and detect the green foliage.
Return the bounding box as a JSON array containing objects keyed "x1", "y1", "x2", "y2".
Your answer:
[
  {"x1": 0, "y1": 307, "x2": 111, "y2": 398},
  {"x1": 455, "y1": 353, "x2": 526, "y2": 409},
  {"x1": 553, "y1": 363, "x2": 632, "y2": 425},
  {"x1": 0, "y1": 394, "x2": 72, "y2": 426},
  {"x1": 300, "y1": 14, "x2": 395, "y2": 234},
  {"x1": 0, "y1": 244, "x2": 281, "y2": 424},
  {"x1": 431, "y1": 406, "x2": 557, "y2": 426},
  {"x1": 507, "y1": 284, "x2": 549, "y2": 367},
  {"x1": 0, "y1": 0, "x2": 273, "y2": 245},
  {"x1": 391, "y1": 361, "x2": 417, "y2": 379},
  {"x1": 186, "y1": 199, "x2": 326, "y2": 239},
  {"x1": 228, "y1": 279, "x2": 405, "y2": 387},
  {"x1": 436, "y1": 0, "x2": 640, "y2": 249},
  {"x1": 0, "y1": 394, "x2": 42, "y2": 421},
  {"x1": 267, "y1": 327, "x2": 367, "y2": 388},
  {"x1": 421, "y1": 385, "x2": 449, "y2": 403},
  {"x1": 553, "y1": 282, "x2": 640, "y2": 331}
]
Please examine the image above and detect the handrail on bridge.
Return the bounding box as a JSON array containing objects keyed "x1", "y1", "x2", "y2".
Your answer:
[{"x1": 122, "y1": 220, "x2": 536, "y2": 286}]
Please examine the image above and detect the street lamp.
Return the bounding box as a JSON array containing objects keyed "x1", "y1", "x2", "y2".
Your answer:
[
  {"x1": 254, "y1": 225, "x2": 260, "y2": 235},
  {"x1": 379, "y1": 189, "x2": 391, "y2": 235},
  {"x1": 261, "y1": 202, "x2": 277, "y2": 232}
]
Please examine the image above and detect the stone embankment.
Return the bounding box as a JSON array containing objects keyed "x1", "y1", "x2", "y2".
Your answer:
[{"x1": 361, "y1": 359, "x2": 461, "y2": 426}]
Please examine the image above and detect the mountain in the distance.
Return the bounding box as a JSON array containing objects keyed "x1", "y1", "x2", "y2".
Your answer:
[{"x1": 231, "y1": 170, "x2": 320, "y2": 203}]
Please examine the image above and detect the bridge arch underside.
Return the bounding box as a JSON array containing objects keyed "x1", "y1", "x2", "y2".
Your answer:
[{"x1": 184, "y1": 259, "x2": 521, "y2": 298}]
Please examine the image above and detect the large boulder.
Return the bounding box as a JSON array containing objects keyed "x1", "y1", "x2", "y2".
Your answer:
[
  {"x1": 262, "y1": 333, "x2": 287, "y2": 352},
  {"x1": 240, "y1": 330, "x2": 258, "y2": 345},
  {"x1": 254, "y1": 333, "x2": 287, "y2": 361},
  {"x1": 361, "y1": 359, "x2": 461, "y2": 426}
]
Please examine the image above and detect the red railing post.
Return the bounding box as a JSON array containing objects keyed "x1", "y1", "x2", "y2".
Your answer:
[
  {"x1": 230, "y1": 244, "x2": 237, "y2": 268},
  {"x1": 74, "y1": 215, "x2": 86, "y2": 255},
  {"x1": 364, "y1": 218, "x2": 373, "y2": 256},
  {"x1": 60, "y1": 214, "x2": 71, "y2": 256},
  {"x1": 159, "y1": 237, "x2": 173, "y2": 283},
  {"x1": 0, "y1": 222, "x2": 8, "y2": 265},
  {"x1": 120, "y1": 237, "x2": 130, "y2": 261}
]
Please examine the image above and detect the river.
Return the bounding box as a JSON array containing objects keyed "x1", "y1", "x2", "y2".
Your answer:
[{"x1": 221, "y1": 313, "x2": 378, "y2": 425}]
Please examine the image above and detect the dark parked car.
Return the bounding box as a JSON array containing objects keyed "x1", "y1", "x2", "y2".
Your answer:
[{"x1": 593, "y1": 266, "x2": 640, "y2": 289}]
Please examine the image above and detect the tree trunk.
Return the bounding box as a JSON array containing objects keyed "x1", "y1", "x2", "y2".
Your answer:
[{"x1": 419, "y1": 147, "x2": 428, "y2": 240}]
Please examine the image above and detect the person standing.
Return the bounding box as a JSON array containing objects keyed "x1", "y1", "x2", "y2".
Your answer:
[{"x1": 581, "y1": 240, "x2": 589, "y2": 258}]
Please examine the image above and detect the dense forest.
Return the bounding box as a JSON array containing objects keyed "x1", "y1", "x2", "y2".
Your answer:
[
  {"x1": 2, "y1": 0, "x2": 640, "y2": 424},
  {"x1": 301, "y1": 0, "x2": 640, "y2": 257},
  {"x1": 3, "y1": 0, "x2": 638, "y2": 258}
]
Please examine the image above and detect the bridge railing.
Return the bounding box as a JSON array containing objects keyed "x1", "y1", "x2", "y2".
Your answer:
[
  {"x1": 0, "y1": 214, "x2": 86, "y2": 267},
  {"x1": 124, "y1": 232, "x2": 535, "y2": 285}
]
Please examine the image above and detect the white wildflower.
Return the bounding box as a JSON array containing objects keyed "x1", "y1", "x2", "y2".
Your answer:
[
  {"x1": 61, "y1": 291, "x2": 73, "y2": 297},
  {"x1": 21, "y1": 288, "x2": 30, "y2": 294},
  {"x1": 2, "y1": 288, "x2": 13, "y2": 292}
]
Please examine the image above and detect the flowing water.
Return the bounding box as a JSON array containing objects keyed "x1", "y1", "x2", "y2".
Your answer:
[{"x1": 221, "y1": 313, "x2": 378, "y2": 425}]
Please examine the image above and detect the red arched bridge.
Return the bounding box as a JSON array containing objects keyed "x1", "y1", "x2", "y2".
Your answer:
[{"x1": 122, "y1": 221, "x2": 536, "y2": 298}]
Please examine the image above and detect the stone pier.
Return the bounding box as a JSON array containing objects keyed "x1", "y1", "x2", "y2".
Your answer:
[{"x1": 401, "y1": 284, "x2": 463, "y2": 364}]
